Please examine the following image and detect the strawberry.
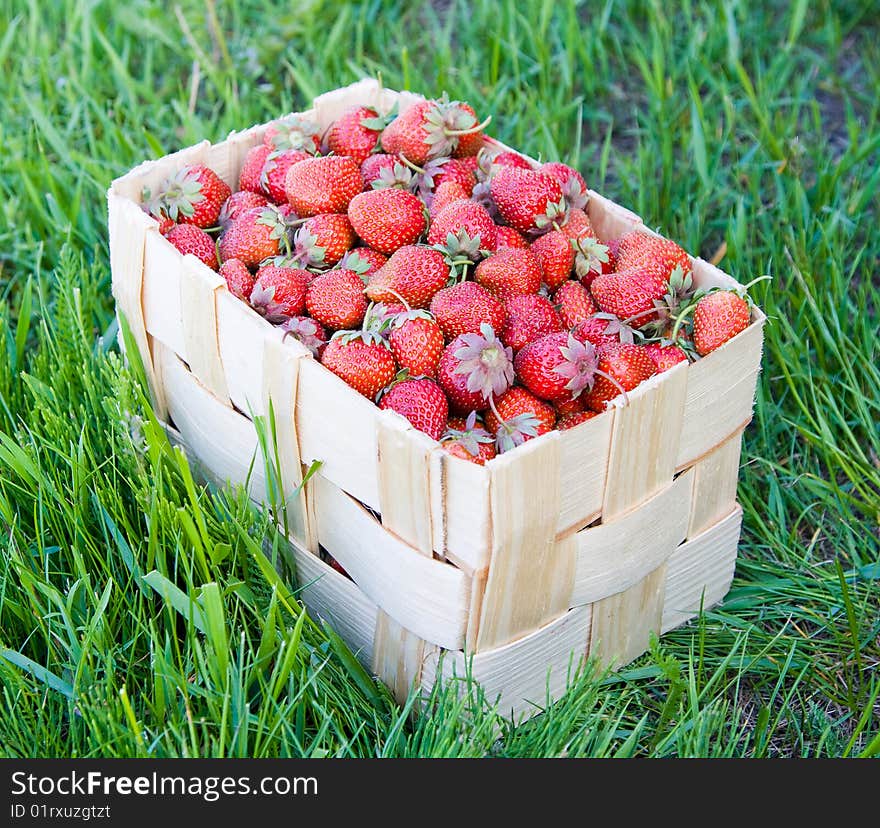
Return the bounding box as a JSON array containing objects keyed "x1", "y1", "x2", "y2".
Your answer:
[
  {"x1": 437, "y1": 324, "x2": 514, "y2": 415},
  {"x1": 429, "y1": 180, "x2": 469, "y2": 219},
  {"x1": 219, "y1": 190, "x2": 269, "y2": 226},
  {"x1": 365, "y1": 245, "x2": 449, "y2": 308},
  {"x1": 490, "y1": 166, "x2": 566, "y2": 234},
  {"x1": 573, "y1": 236, "x2": 613, "y2": 289},
  {"x1": 306, "y1": 268, "x2": 368, "y2": 331},
  {"x1": 515, "y1": 332, "x2": 622, "y2": 403},
  {"x1": 219, "y1": 258, "x2": 255, "y2": 301},
  {"x1": 239, "y1": 144, "x2": 273, "y2": 194},
  {"x1": 291, "y1": 214, "x2": 356, "y2": 268},
  {"x1": 263, "y1": 114, "x2": 321, "y2": 152},
  {"x1": 488, "y1": 150, "x2": 532, "y2": 172},
  {"x1": 164, "y1": 224, "x2": 218, "y2": 270},
  {"x1": 582, "y1": 343, "x2": 657, "y2": 412},
  {"x1": 389, "y1": 311, "x2": 445, "y2": 378},
  {"x1": 261, "y1": 148, "x2": 311, "y2": 204},
  {"x1": 643, "y1": 342, "x2": 688, "y2": 372},
  {"x1": 249, "y1": 264, "x2": 310, "y2": 322},
  {"x1": 279, "y1": 315, "x2": 328, "y2": 357},
  {"x1": 338, "y1": 247, "x2": 387, "y2": 275},
  {"x1": 494, "y1": 225, "x2": 530, "y2": 250},
  {"x1": 614, "y1": 230, "x2": 691, "y2": 280},
  {"x1": 427, "y1": 199, "x2": 497, "y2": 262},
  {"x1": 531, "y1": 229, "x2": 574, "y2": 289},
  {"x1": 572, "y1": 314, "x2": 640, "y2": 348},
  {"x1": 475, "y1": 248, "x2": 542, "y2": 301},
  {"x1": 361, "y1": 154, "x2": 414, "y2": 190},
  {"x1": 554, "y1": 280, "x2": 597, "y2": 328},
  {"x1": 327, "y1": 105, "x2": 392, "y2": 163},
  {"x1": 321, "y1": 331, "x2": 396, "y2": 400},
  {"x1": 422, "y1": 157, "x2": 477, "y2": 197},
  {"x1": 381, "y1": 98, "x2": 487, "y2": 165},
  {"x1": 557, "y1": 410, "x2": 599, "y2": 430},
  {"x1": 483, "y1": 386, "x2": 556, "y2": 452},
  {"x1": 692, "y1": 291, "x2": 751, "y2": 355},
  {"x1": 148, "y1": 164, "x2": 231, "y2": 229},
  {"x1": 589, "y1": 264, "x2": 668, "y2": 328},
  {"x1": 553, "y1": 395, "x2": 587, "y2": 416},
  {"x1": 500, "y1": 294, "x2": 563, "y2": 352},
  {"x1": 379, "y1": 377, "x2": 449, "y2": 440},
  {"x1": 348, "y1": 189, "x2": 427, "y2": 254},
  {"x1": 540, "y1": 162, "x2": 588, "y2": 211},
  {"x1": 441, "y1": 411, "x2": 496, "y2": 465},
  {"x1": 218, "y1": 205, "x2": 290, "y2": 268},
  {"x1": 430, "y1": 282, "x2": 506, "y2": 340},
  {"x1": 285, "y1": 156, "x2": 363, "y2": 217},
  {"x1": 558, "y1": 207, "x2": 594, "y2": 241}
]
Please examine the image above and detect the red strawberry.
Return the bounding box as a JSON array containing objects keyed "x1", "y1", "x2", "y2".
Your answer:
[
  {"x1": 261, "y1": 148, "x2": 311, "y2": 204},
  {"x1": 441, "y1": 411, "x2": 496, "y2": 465},
  {"x1": 285, "y1": 156, "x2": 363, "y2": 217},
  {"x1": 327, "y1": 105, "x2": 391, "y2": 164},
  {"x1": 263, "y1": 114, "x2": 321, "y2": 152},
  {"x1": 425, "y1": 157, "x2": 477, "y2": 195},
  {"x1": 500, "y1": 294, "x2": 563, "y2": 352},
  {"x1": 557, "y1": 410, "x2": 599, "y2": 430},
  {"x1": 348, "y1": 189, "x2": 427, "y2": 255},
  {"x1": 573, "y1": 236, "x2": 614, "y2": 289},
  {"x1": 553, "y1": 395, "x2": 587, "y2": 416},
  {"x1": 515, "y1": 332, "x2": 618, "y2": 403},
  {"x1": 484, "y1": 387, "x2": 556, "y2": 451},
  {"x1": 239, "y1": 144, "x2": 273, "y2": 194},
  {"x1": 558, "y1": 207, "x2": 594, "y2": 241},
  {"x1": 149, "y1": 164, "x2": 231, "y2": 229},
  {"x1": 475, "y1": 248, "x2": 542, "y2": 301},
  {"x1": 643, "y1": 342, "x2": 688, "y2": 372},
  {"x1": 219, "y1": 190, "x2": 269, "y2": 226},
  {"x1": 554, "y1": 280, "x2": 597, "y2": 328},
  {"x1": 437, "y1": 325, "x2": 514, "y2": 415},
  {"x1": 306, "y1": 268, "x2": 368, "y2": 331},
  {"x1": 494, "y1": 225, "x2": 530, "y2": 250},
  {"x1": 361, "y1": 154, "x2": 414, "y2": 190},
  {"x1": 379, "y1": 377, "x2": 449, "y2": 440},
  {"x1": 572, "y1": 314, "x2": 639, "y2": 348},
  {"x1": 429, "y1": 181, "x2": 469, "y2": 219},
  {"x1": 164, "y1": 224, "x2": 218, "y2": 270},
  {"x1": 279, "y1": 315, "x2": 328, "y2": 357},
  {"x1": 389, "y1": 311, "x2": 445, "y2": 378},
  {"x1": 531, "y1": 229, "x2": 574, "y2": 289},
  {"x1": 490, "y1": 151, "x2": 532, "y2": 172},
  {"x1": 365, "y1": 245, "x2": 449, "y2": 308},
  {"x1": 427, "y1": 199, "x2": 497, "y2": 260},
  {"x1": 614, "y1": 231, "x2": 691, "y2": 280},
  {"x1": 381, "y1": 99, "x2": 487, "y2": 165},
  {"x1": 590, "y1": 264, "x2": 668, "y2": 328},
  {"x1": 582, "y1": 343, "x2": 657, "y2": 412},
  {"x1": 218, "y1": 205, "x2": 289, "y2": 268},
  {"x1": 291, "y1": 213, "x2": 356, "y2": 268},
  {"x1": 490, "y1": 166, "x2": 566, "y2": 234},
  {"x1": 430, "y1": 282, "x2": 506, "y2": 340},
  {"x1": 321, "y1": 332, "x2": 396, "y2": 400},
  {"x1": 249, "y1": 264, "x2": 310, "y2": 322},
  {"x1": 540, "y1": 162, "x2": 588, "y2": 211},
  {"x1": 219, "y1": 258, "x2": 255, "y2": 301},
  {"x1": 339, "y1": 247, "x2": 388, "y2": 275},
  {"x1": 692, "y1": 291, "x2": 751, "y2": 355}
]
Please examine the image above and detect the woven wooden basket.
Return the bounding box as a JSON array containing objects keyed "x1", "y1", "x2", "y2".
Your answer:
[{"x1": 107, "y1": 79, "x2": 764, "y2": 720}]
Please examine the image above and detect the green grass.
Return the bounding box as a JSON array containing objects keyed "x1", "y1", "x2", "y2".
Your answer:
[{"x1": 0, "y1": 0, "x2": 877, "y2": 758}]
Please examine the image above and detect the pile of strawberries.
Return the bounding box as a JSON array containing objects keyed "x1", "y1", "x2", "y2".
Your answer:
[{"x1": 143, "y1": 95, "x2": 755, "y2": 465}]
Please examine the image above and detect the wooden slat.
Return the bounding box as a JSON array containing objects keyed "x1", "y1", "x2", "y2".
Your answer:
[
  {"x1": 311, "y1": 474, "x2": 469, "y2": 650},
  {"x1": 262, "y1": 337, "x2": 315, "y2": 552},
  {"x1": 442, "y1": 453, "x2": 491, "y2": 574},
  {"x1": 687, "y1": 430, "x2": 743, "y2": 538},
  {"x1": 372, "y1": 613, "x2": 437, "y2": 704},
  {"x1": 662, "y1": 506, "x2": 742, "y2": 633},
  {"x1": 423, "y1": 605, "x2": 592, "y2": 723},
  {"x1": 556, "y1": 408, "x2": 614, "y2": 533},
  {"x1": 677, "y1": 320, "x2": 763, "y2": 469},
  {"x1": 202, "y1": 126, "x2": 262, "y2": 189},
  {"x1": 571, "y1": 469, "x2": 693, "y2": 607},
  {"x1": 107, "y1": 192, "x2": 168, "y2": 419},
  {"x1": 476, "y1": 434, "x2": 576, "y2": 650},
  {"x1": 587, "y1": 191, "x2": 642, "y2": 243},
  {"x1": 179, "y1": 256, "x2": 229, "y2": 402},
  {"x1": 602, "y1": 361, "x2": 688, "y2": 519},
  {"x1": 142, "y1": 230, "x2": 188, "y2": 360},
  {"x1": 588, "y1": 563, "x2": 667, "y2": 669}
]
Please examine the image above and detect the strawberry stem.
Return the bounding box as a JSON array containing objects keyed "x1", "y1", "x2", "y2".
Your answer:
[
  {"x1": 593, "y1": 368, "x2": 629, "y2": 407},
  {"x1": 445, "y1": 114, "x2": 493, "y2": 137},
  {"x1": 398, "y1": 153, "x2": 426, "y2": 174}
]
